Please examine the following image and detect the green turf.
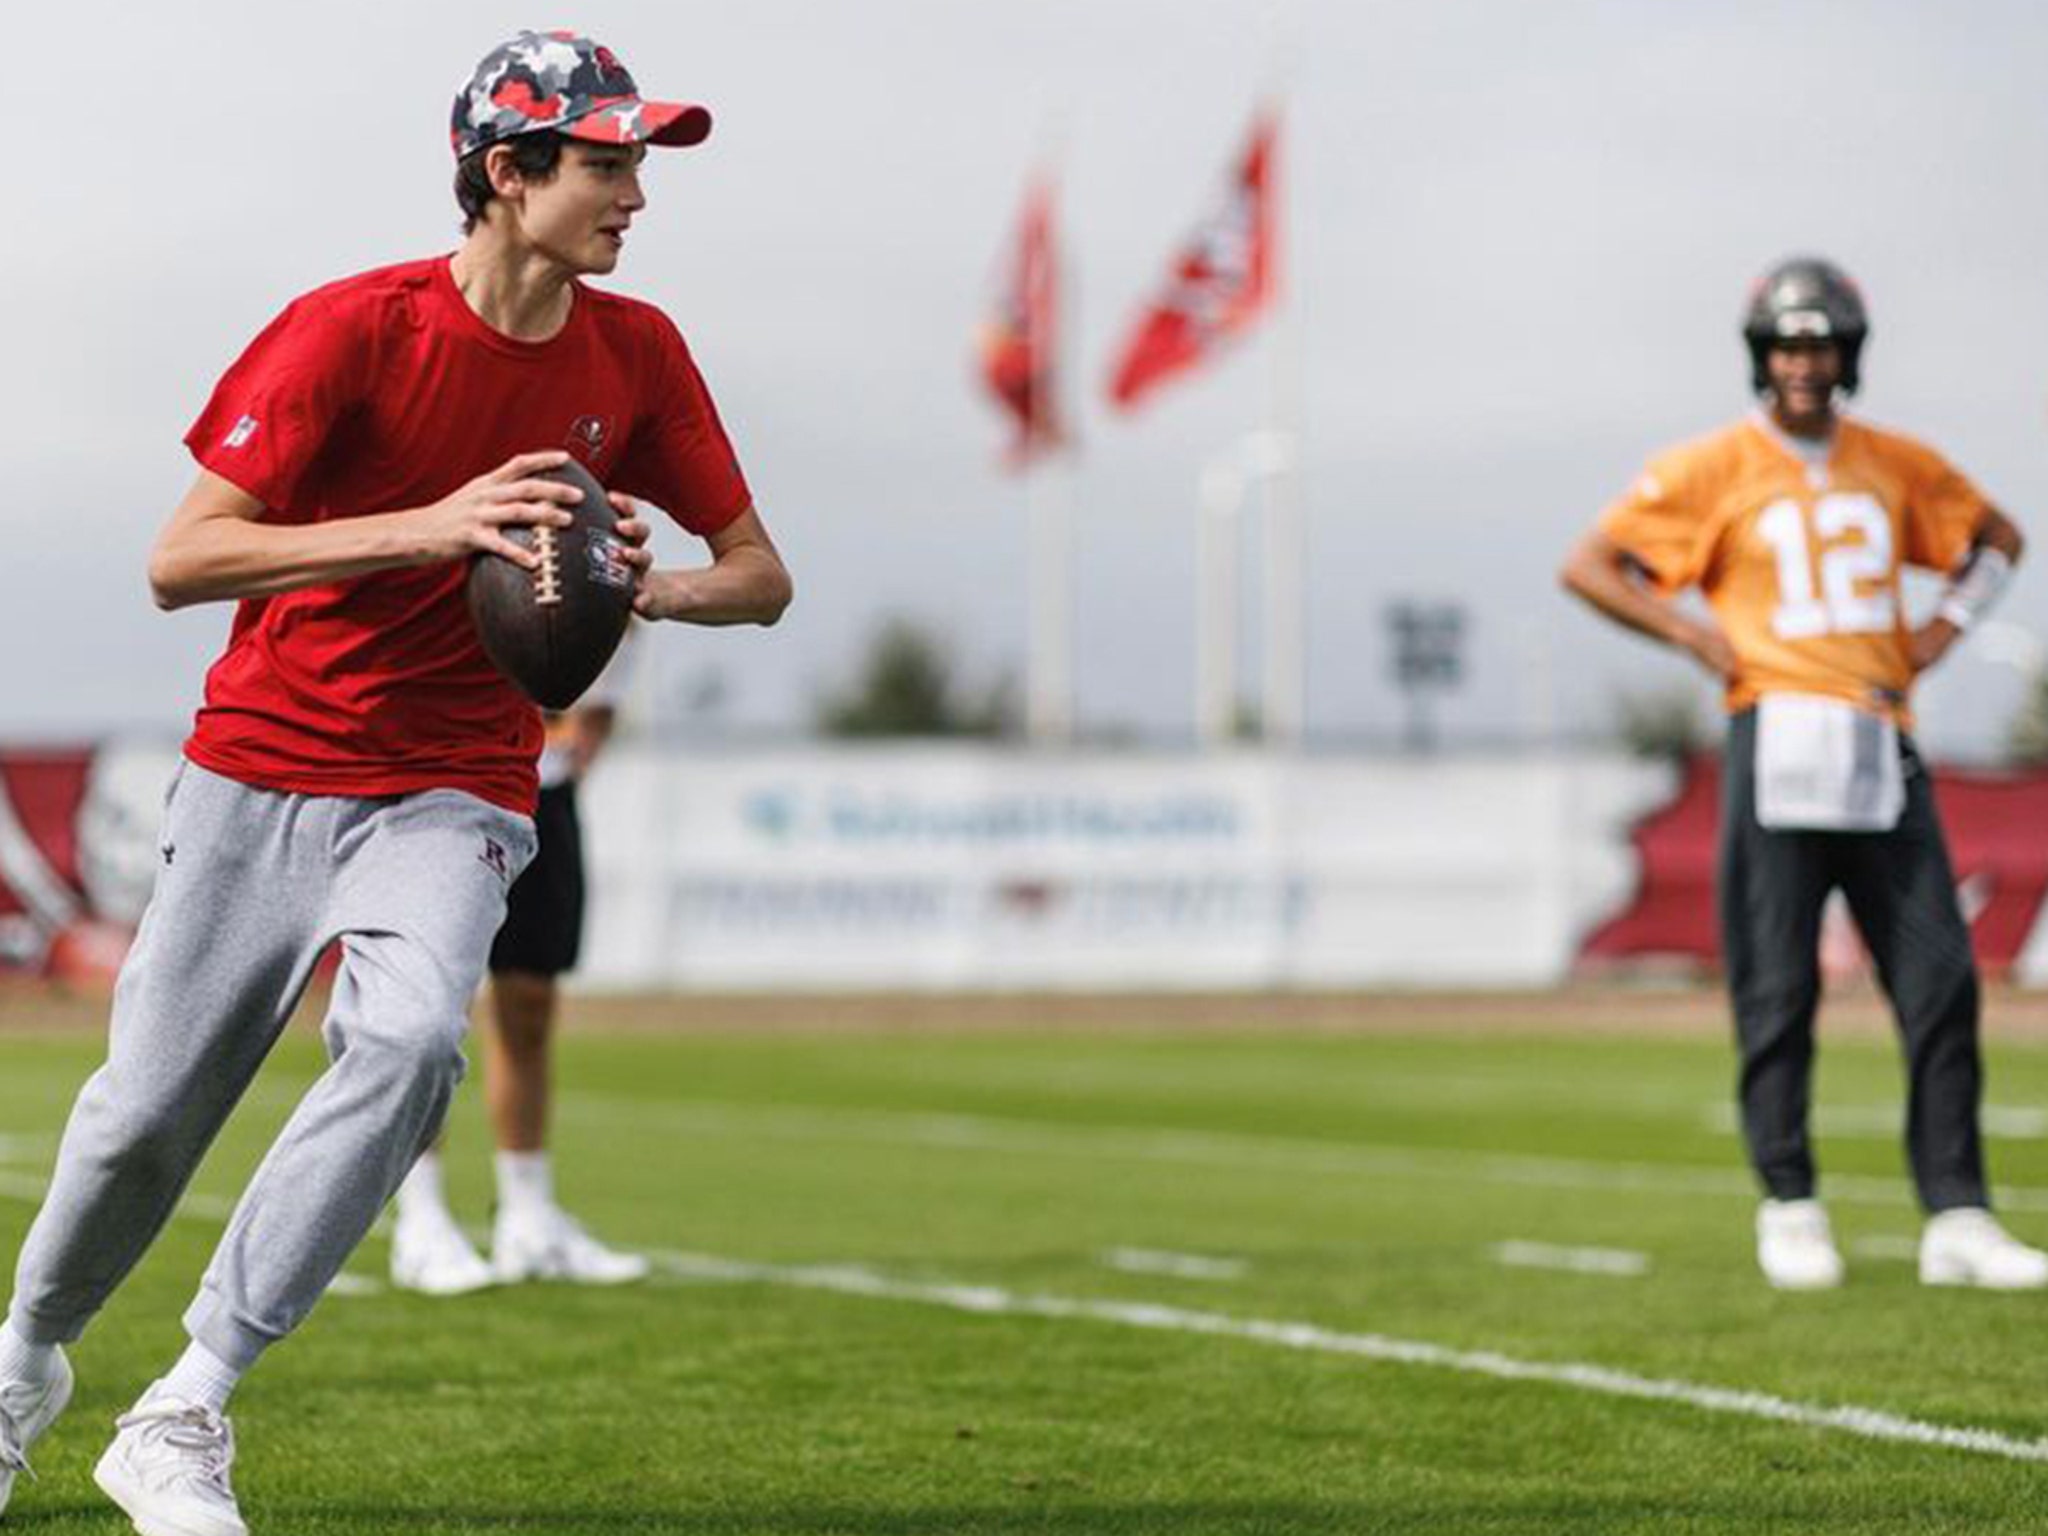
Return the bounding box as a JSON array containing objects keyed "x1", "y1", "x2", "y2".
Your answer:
[{"x1": 4, "y1": 1015, "x2": 2048, "y2": 1532}]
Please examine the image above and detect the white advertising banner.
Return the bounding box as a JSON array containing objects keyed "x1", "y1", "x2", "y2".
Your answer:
[
  {"x1": 20, "y1": 742, "x2": 2048, "y2": 992},
  {"x1": 575, "y1": 747, "x2": 1675, "y2": 992}
]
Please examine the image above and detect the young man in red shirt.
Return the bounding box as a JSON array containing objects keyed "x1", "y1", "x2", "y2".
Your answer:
[{"x1": 0, "y1": 31, "x2": 790, "y2": 1535}]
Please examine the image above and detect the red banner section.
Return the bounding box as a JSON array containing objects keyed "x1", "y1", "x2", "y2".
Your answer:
[
  {"x1": 1107, "y1": 112, "x2": 1278, "y2": 411},
  {"x1": 1578, "y1": 756, "x2": 2048, "y2": 977},
  {"x1": 977, "y1": 175, "x2": 1064, "y2": 466},
  {"x1": 0, "y1": 748, "x2": 137, "y2": 986}
]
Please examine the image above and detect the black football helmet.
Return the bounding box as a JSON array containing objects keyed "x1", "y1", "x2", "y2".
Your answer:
[{"x1": 1742, "y1": 256, "x2": 1868, "y2": 395}]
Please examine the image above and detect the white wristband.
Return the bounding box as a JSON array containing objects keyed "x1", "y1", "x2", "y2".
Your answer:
[{"x1": 1937, "y1": 545, "x2": 2013, "y2": 631}]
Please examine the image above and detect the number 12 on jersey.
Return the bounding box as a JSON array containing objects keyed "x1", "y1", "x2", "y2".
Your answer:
[{"x1": 1757, "y1": 493, "x2": 1896, "y2": 640}]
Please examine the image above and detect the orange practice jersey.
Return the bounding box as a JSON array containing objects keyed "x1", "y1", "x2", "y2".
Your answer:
[{"x1": 1599, "y1": 415, "x2": 1990, "y2": 725}]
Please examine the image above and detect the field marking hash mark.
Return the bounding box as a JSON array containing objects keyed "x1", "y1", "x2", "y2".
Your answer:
[
  {"x1": 1101, "y1": 1247, "x2": 1248, "y2": 1281},
  {"x1": 1489, "y1": 1239, "x2": 1649, "y2": 1277}
]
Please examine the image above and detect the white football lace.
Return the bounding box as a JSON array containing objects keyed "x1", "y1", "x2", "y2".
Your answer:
[{"x1": 118, "y1": 1403, "x2": 236, "y2": 1495}]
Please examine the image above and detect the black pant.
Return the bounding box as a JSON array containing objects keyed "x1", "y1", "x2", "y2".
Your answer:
[
  {"x1": 489, "y1": 781, "x2": 586, "y2": 978},
  {"x1": 1719, "y1": 709, "x2": 1985, "y2": 1212}
]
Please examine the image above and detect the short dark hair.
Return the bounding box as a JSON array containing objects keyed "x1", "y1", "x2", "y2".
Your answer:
[{"x1": 454, "y1": 132, "x2": 568, "y2": 233}]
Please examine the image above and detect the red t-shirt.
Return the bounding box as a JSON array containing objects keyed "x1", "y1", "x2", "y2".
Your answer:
[{"x1": 183, "y1": 257, "x2": 751, "y2": 813}]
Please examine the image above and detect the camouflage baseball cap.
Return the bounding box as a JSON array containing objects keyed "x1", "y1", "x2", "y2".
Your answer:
[{"x1": 452, "y1": 31, "x2": 711, "y2": 160}]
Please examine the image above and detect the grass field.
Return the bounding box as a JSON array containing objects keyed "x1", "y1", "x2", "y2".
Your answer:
[{"x1": 4, "y1": 989, "x2": 2048, "y2": 1533}]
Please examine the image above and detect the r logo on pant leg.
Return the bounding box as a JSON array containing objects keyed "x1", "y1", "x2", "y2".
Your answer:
[{"x1": 478, "y1": 838, "x2": 510, "y2": 884}]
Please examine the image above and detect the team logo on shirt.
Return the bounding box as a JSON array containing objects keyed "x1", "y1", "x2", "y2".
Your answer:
[
  {"x1": 223, "y1": 414, "x2": 260, "y2": 450},
  {"x1": 567, "y1": 415, "x2": 610, "y2": 462}
]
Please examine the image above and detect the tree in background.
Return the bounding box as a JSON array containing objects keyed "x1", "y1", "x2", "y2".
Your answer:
[
  {"x1": 814, "y1": 618, "x2": 1018, "y2": 738},
  {"x1": 1613, "y1": 683, "x2": 1717, "y2": 761}
]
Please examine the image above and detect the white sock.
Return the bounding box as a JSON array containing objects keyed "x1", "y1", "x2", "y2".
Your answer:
[
  {"x1": 157, "y1": 1340, "x2": 242, "y2": 1415},
  {"x1": 395, "y1": 1150, "x2": 452, "y2": 1225},
  {"x1": 495, "y1": 1150, "x2": 554, "y2": 1217},
  {"x1": 0, "y1": 1319, "x2": 57, "y2": 1385}
]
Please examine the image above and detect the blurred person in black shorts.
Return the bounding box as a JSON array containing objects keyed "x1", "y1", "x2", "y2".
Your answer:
[{"x1": 391, "y1": 670, "x2": 649, "y2": 1291}]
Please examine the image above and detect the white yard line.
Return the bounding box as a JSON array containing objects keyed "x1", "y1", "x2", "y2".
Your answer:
[
  {"x1": 556, "y1": 1094, "x2": 2048, "y2": 1214},
  {"x1": 0, "y1": 1171, "x2": 235, "y2": 1224},
  {"x1": 645, "y1": 1247, "x2": 2048, "y2": 1465},
  {"x1": 1, "y1": 1152, "x2": 2036, "y2": 1466},
  {"x1": 0, "y1": 1168, "x2": 398, "y2": 1301},
  {"x1": 0, "y1": 1171, "x2": 55, "y2": 1205},
  {"x1": 1705, "y1": 1103, "x2": 2048, "y2": 1140},
  {"x1": 1490, "y1": 1240, "x2": 1649, "y2": 1277},
  {"x1": 1101, "y1": 1247, "x2": 1248, "y2": 1281}
]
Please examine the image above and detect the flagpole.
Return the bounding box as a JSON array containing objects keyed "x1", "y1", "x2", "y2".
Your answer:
[
  {"x1": 991, "y1": 156, "x2": 1073, "y2": 753},
  {"x1": 1025, "y1": 418, "x2": 1073, "y2": 746},
  {"x1": 1198, "y1": 455, "x2": 1240, "y2": 746},
  {"x1": 1105, "y1": 83, "x2": 1288, "y2": 748},
  {"x1": 1257, "y1": 77, "x2": 1302, "y2": 750},
  {"x1": 1024, "y1": 160, "x2": 1072, "y2": 748}
]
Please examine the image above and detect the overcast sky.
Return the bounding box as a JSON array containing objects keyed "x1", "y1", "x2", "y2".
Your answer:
[{"x1": 9, "y1": 1, "x2": 2047, "y2": 757}]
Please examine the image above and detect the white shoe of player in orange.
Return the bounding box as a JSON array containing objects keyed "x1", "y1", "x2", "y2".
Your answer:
[
  {"x1": 1919, "y1": 1208, "x2": 2048, "y2": 1290},
  {"x1": 492, "y1": 1205, "x2": 650, "y2": 1285},
  {"x1": 1755, "y1": 1198, "x2": 1844, "y2": 1290},
  {"x1": 0, "y1": 1346, "x2": 73, "y2": 1517},
  {"x1": 93, "y1": 1389, "x2": 246, "y2": 1536},
  {"x1": 390, "y1": 1210, "x2": 496, "y2": 1297}
]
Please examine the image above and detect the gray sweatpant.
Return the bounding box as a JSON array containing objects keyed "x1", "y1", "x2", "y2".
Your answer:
[{"x1": 7, "y1": 761, "x2": 534, "y2": 1368}]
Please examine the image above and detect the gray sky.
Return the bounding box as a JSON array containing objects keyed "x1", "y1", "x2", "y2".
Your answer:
[{"x1": 9, "y1": 0, "x2": 2047, "y2": 756}]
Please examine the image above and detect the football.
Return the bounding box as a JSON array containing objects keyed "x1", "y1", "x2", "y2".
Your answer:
[{"x1": 465, "y1": 458, "x2": 636, "y2": 710}]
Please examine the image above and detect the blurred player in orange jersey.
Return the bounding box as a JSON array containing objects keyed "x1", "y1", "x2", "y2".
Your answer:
[
  {"x1": 389, "y1": 677, "x2": 650, "y2": 1294},
  {"x1": 1561, "y1": 257, "x2": 2039, "y2": 1291}
]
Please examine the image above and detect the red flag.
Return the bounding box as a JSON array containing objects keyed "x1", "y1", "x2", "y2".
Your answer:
[
  {"x1": 1108, "y1": 111, "x2": 1278, "y2": 411},
  {"x1": 977, "y1": 175, "x2": 1063, "y2": 466}
]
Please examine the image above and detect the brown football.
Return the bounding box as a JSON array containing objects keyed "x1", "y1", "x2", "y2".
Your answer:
[{"x1": 465, "y1": 458, "x2": 635, "y2": 710}]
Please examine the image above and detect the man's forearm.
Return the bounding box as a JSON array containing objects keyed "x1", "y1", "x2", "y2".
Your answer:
[
  {"x1": 149, "y1": 508, "x2": 435, "y2": 610},
  {"x1": 641, "y1": 550, "x2": 792, "y2": 626},
  {"x1": 1934, "y1": 511, "x2": 2023, "y2": 634},
  {"x1": 1561, "y1": 551, "x2": 1689, "y2": 651}
]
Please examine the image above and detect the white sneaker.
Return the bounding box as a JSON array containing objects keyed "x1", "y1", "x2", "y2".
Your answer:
[
  {"x1": 493, "y1": 1205, "x2": 650, "y2": 1285},
  {"x1": 0, "y1": 1346, "x2": 73, "y2": 1516},
  {"x1": 1919, "y1": 1207, "x2": 2048, "y2": 1290},
  {"x1": 1756, "y1": 1198, "x2": 1845, "y2": 1290},
  {"x1": 390, "y1": 1211, "x2": 496, "y2": 1297},
  {"x1": 93, "y1": 1389, "x2": 246, "y2": 1536}
]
